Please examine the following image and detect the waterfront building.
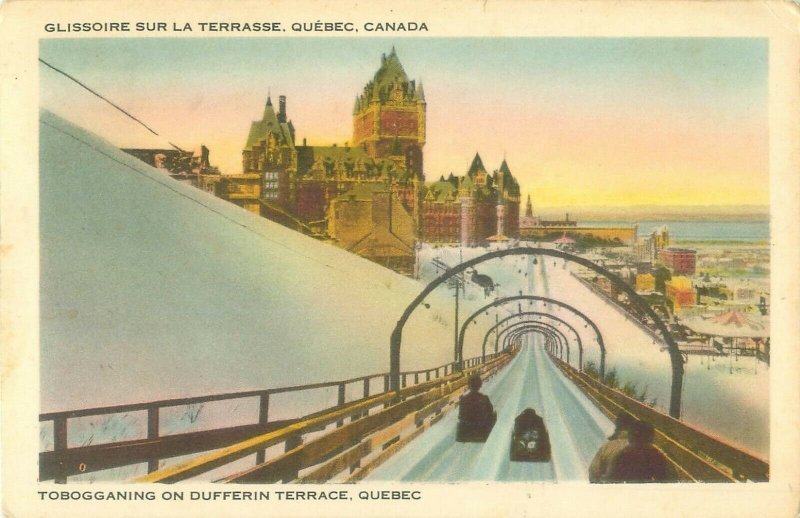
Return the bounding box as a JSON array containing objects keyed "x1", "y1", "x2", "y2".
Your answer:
[
  {"x1": 519, "y1": 194, "x2": 540, "y2": 229},
  {"x1": 659, "y1": 247, "x2": 697, "y2": 275},
  {"x1": 519, "y1": 196, "x2": 635, "y2": 245},
  {"x1": 634, "y1": 225, "x2": 670, "y2": 263}
]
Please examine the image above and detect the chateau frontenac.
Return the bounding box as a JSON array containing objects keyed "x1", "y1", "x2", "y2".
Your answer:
[{"x1": 212, "y1": 48, "x2": 521, "y2": 274}]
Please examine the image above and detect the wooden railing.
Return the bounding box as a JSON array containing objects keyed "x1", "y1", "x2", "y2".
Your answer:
[
  {"x1": 137, "y1": 350, "x2": 516, "y2": 483},
  {"x1": 548, "y1": 353, "x2": 769, "y2": 482},
  {"x1": 39, "y1": 351, "x2": 508, "y2": 482}
]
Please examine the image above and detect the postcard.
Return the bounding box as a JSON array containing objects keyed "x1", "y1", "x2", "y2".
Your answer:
[{"x1": 1, "y1": 1, "x2": 799, "y2": 516}]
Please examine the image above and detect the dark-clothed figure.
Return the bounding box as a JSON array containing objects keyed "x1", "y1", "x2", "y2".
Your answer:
[
  {"x1": 457, "y1": 374, "x2": 496, "y2": 442},
  {"x1": 608, "y1": 420, "x2": 676, "y2": 483},
  {"x1": 589, "y1": 413, "x2": 636, "y2": 483}
]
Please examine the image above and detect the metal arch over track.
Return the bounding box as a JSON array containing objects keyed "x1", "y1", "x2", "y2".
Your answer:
[
  {"x1": 502, "y1": 324, "x2": 569, "y2": 361},
  {"x1": 390, "y1": 247, "x2": 684, "y2": 418},
  {"x1": 489, "y1": 318, "x2": 575, "y2": 364},
  {"x1": 457, "y1": 295, "x2": 605, "y2": 376},
  {"x1": 504, "y1": 326, "x2": 562, "y2": 352},
  {"x1": 507, "y1": 325, "x2": 572, "y2": 364},
  {"x1": 504, "y1": 324, "x2": 566, "y2": 354},
  {"x1": 480, "y1": 312, "x2": 581, "y2": 367}
]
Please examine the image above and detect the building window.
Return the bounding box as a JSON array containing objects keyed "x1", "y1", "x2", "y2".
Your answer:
[{"x1": 263, "y1": 171, "x2": 280, "y2": 200}]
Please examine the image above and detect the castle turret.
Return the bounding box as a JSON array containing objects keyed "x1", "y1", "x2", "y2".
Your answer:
[{"x1": 352, "y1": 48, "x2": 426, "y2": 161}]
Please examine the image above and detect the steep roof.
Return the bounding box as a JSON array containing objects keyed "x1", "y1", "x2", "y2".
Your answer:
[
  {"x1": 499, "y1": 159, "x2": 512, "y2": 176},
  {"x1": 244, "y1": 97, "x2": 294, "y2": 151},
  {"x1": 467, "y1": 153, "x2": 487, "y2": 178},
  {"x1": 299, "y1": 144, "x2": 369, "y2": 162},
  {"x1": 373, "y1": 47, "x2": 409, "y2": 93},
  {"x1": 356, "y1": 48, "x2": 422, "y2": 108},
  {"x1": 296, "y1": 144, "x2": 406, "y2": 178},
  {"x1": 415, "y1": 80, "x2": 425, "y2": 102},
  {"x1": 426, "y1": 180, "x2": 459, "y2": 203}
]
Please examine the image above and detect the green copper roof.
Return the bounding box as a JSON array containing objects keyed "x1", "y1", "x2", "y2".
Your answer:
[
  {"x1": 356, "y1": 48, "x2": 423, "y2": 108},
  {"x1": 244, "y1": 97, "x2": 294, "y2": 150},
  {"x1": 467, "y1": 153, "x2": 487, "y2": 178},
  {"x1": 244, "y1": 122, "x2": 263, "y2": 151},
  {"x1": 426, "y1": 180, "x2": 459, "y2": 203},
  {"x1": 299, "y1": 145, "x2": 369, "y2": 162},
  {"x1": 296, "y1": 144, "x2": 408, "y2": 178},
  {"x1": 499, "y1": 159, "x2": 512, "y2": 176},
  {"x1": 373, "y1": 47, "x2": 409, "y2": 94}
]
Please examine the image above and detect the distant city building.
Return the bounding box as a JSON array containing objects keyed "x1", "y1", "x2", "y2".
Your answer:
[
  {"x1": 518, "y1": 194, "x2": 541, "y2": 229},
  {"x1": 633, "y1": 225, "x2": 670, "y2": 263},
  {"x1": 635, "y1": 273, "x2": 656, "y2": 293},
  {"x1": 659, "y1": 247, "x2": 697, "y2": 275},
  {"x1": 518, "y1": 196, "x2": 635, "y2": 245},
  {"x1": 538, "y1": 213, "x2": 577, "y2": 227},
  {"x1": 665, "y1": 276, "x2": 696, "y2": 310}
]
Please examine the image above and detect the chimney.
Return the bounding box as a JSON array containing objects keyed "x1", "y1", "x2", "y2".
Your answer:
[{"x1": 278, "y1": 95, "x2": 287, "y2": 123}]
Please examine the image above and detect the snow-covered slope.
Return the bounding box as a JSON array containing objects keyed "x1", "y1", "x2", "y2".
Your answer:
[{"x1": 39, "y1": 110, "x2": 462, "y2": 412}]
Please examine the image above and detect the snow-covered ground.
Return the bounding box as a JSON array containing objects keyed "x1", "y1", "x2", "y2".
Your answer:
[{"x1": 38, "y1": 111, "x2": 490, "y2": 466}]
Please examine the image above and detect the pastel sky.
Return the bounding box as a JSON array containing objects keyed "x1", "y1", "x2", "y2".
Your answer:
[{"x1": 40, "y1": 38, "x2": 768, "y2": 208}]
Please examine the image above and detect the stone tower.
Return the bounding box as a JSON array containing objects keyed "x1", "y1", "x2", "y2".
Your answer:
[{"x1": 352, "y1": 47, "x2": 426, "y2": 163}]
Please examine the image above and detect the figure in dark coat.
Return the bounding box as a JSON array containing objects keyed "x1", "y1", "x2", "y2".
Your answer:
[
  {"x1": 457, "y1": 374, "x2": 496, "y2": 442},
  {"x1": 589, "y1": 413, "x2": 636, "y2": 483},
  {"x1": 608, "y1": 420, "x2": 676, "y2": 483}
]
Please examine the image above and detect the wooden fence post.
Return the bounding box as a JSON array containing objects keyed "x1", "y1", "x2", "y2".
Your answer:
[
  {"x1": 147, "y1": 407, "x2": 160, "y2": 473},
  {"x1": 53, "y1": 416, "x2": 68, "y2": 483},
  {"x1": 337, "y1": 384, "x2": 346, "y2": 427},
  {"x1": 256, "y1": 393, "x2": 270, "y2": 464}
]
